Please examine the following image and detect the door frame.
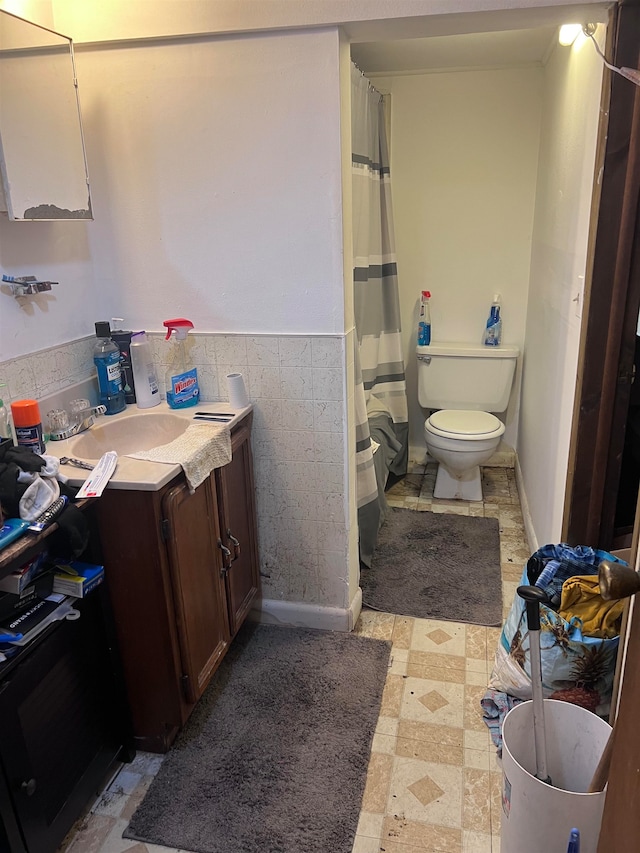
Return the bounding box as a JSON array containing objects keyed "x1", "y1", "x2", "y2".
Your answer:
[{"x1": 563, "y1": 0, "x2": 640, "y2": 550}]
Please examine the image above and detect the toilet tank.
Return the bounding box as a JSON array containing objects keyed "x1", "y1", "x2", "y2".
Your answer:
[{"x1": 416, "y1": 342, "x2": 519, "y2": 412}]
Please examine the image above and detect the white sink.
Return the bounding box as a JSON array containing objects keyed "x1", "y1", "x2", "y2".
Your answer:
[{"x1": 68, "y1": 411, "x2": 190, "y2": 460}]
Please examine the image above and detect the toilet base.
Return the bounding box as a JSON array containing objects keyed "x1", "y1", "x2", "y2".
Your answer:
[{"x1": 433, "y1": 463, "x2": 483, "y2": 501}]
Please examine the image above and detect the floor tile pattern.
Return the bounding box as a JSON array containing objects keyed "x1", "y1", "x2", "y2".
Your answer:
[{"x1": 59, "y1": 463, "x2": 528, "y2": 853}]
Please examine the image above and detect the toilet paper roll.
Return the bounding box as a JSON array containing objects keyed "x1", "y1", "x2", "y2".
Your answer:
[{"x1": 226, "y1": 373, "x2": 249, "y2": 409}]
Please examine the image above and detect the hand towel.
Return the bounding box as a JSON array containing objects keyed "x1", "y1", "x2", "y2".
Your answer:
[{"x1": 128, "y1": 423, "x2": 232, "y2": 492}]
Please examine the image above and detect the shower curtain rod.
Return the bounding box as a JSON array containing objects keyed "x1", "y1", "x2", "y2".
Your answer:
[{"x1": 351, "y1": 60, "x2": 383, "y2": 99}]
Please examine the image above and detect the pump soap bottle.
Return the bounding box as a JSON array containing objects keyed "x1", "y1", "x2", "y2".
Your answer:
[
  {"x1": 94, "y1": 321, "x2": 126, "y2": 414},
  {"x1": 162, "y1": 318, "x2": 200, "y2": 409}
]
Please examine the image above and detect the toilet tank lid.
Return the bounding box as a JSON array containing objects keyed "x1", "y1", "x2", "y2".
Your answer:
[{"x1": 416, "y1": 342, "x2": 520, "y2": 358}]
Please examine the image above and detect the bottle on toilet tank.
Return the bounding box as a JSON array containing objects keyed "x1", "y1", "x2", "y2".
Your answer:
[
  {"x1": 417, "y1": 290, "x2": 432, "y2": 346},
  {"x1": 483, "y1": 294, "x2": 502, "y2": 346}
]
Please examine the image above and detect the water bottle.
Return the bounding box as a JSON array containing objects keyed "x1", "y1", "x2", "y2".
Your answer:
[{"x1": 93, "y1": 321, "x2": 126, "y2": 414}]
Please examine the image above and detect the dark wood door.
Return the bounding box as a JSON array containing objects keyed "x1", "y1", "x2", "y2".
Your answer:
[
  {"x1": 163, "y1": 478, "x2": 230, "y2": 703},
  {"x1": 216, "y1": 419, "x2": 260, "y2": 636},
  {"x1": 598, "y1": 592, "x2": 640, "y2": 851},
  {"x1": 563, "y1": 1, "x2": 640, "y2": 549}
]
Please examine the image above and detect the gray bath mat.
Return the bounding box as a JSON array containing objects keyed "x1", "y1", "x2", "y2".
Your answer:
[
  {"x1": 361, "y1": 508, "x2": 502, "y2": 625},
  {"x1": 124, "y1": 622, "x2": 391, "y2": 853}
]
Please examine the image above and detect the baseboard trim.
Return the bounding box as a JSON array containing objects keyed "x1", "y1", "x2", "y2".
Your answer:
[
  {"x1": 251, "y1": 587, "x2": 363, "y2": 632},
  {"x1": 515, "y1": 452, "x2": 538, "y2": 555}
]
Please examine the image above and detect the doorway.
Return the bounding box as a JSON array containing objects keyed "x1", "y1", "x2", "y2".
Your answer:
[{"x1": 563, "y1": 2, "x2": 640, "y2": 554}]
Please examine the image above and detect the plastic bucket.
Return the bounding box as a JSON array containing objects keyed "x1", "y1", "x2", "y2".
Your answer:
[{"x1": 501, "y1": 699, "x2": 611, "y2": 853}]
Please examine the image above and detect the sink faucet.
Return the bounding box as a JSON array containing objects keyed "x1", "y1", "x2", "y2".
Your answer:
[{"x1": 47, "y1": 405, "x2": 107, "y2": 441}]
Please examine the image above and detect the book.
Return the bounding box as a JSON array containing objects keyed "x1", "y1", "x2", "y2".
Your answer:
[{"x1": 52, "y1": 560, "x2": 104, "y2": 598}]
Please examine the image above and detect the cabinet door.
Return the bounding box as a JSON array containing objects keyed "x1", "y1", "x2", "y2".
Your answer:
[
  {"x1": 0, "y1": 594, "x2": 126, "y2": 853},
  {"x1": 216, "y1": 421, "x2": 260, "y2": 636},
  {"x1": 162, "y1": 479, "x2": 229, "y2": 704}
]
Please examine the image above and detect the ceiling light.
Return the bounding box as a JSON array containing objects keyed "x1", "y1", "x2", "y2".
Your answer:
[{"x1": 559, "y1": 24, "x2": 583, "y2": 46}]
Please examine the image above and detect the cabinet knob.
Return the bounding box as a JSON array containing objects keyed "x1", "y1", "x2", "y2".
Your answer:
[
  {"x1": 227, "y1": 529, "x2": 241, "y2": 560},
  {"x1": 217, "y1": 539, "x2": 232, "y2": 575},
  {"x1": 21, "y1": 778, "x2": 37, "y2": 796}
]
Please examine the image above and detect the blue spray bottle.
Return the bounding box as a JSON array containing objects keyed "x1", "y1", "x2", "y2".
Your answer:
[
  {"x1": 417, "y1": 290, "x2": 432, "y2": 345},
  {"x1": 163, "y1": 318, "x2": 200, "y2": 409},
  {"x1": 483, "y1": 294, "x2": 502, "y2": 346}
]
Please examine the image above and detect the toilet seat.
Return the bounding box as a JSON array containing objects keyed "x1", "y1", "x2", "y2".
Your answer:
[{"x1": 425, "y1": 410, "x2": 504, "y2": 440}]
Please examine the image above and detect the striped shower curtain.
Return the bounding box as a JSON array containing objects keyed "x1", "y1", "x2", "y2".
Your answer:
[{"x1": 352, "y1": 63, "x2": 408, "y2": 566}]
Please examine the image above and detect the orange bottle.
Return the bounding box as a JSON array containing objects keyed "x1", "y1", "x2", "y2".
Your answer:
[{"x1": 10, "y1": 399, "x2": 45, "y2": 455}]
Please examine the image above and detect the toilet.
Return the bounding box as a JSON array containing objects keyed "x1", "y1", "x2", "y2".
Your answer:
[{"x1": 416, "y1": 341, "x2": 520, "y2": 501}]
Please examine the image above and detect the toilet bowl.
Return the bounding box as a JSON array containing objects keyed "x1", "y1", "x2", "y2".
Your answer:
[{"x1": 424, "y1": 410, "x2": 505, "y2": 501}]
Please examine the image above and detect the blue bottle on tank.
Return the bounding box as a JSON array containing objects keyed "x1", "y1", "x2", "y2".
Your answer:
[
  {"x1": 417, "y1": 290, "x2": 431, "y2": 346},
  {"x1": 483, "y1": 294, "x2": 502, "y2": 346}
]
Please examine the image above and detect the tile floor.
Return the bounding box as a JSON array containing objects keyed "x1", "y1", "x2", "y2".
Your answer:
[{"x1": 59, "y1": 463, "x2": 529, "y2": 853}]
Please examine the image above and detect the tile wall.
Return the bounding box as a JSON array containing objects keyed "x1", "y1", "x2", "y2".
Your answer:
[{"x1": 0, "y1": 332, "x2": 354, "y2": 613}]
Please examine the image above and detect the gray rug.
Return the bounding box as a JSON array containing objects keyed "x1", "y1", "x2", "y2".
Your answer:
[
  {"x1": 361, "y1": 508, "x2": 502, "y2": 625},
  {"x1": 124, "y1": 622, "x2": 391, "y2": 853}
]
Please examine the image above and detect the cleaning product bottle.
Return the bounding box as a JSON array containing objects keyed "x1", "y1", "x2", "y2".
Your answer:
[
  {"x1": 483, "y1": 294, "x2": 502, "y2": 346},
  {"x1": 110, "y1": 318, "x2": 136, "y2": 404},
  {"x1": 93, "y1": 321, "x2": 126, "y2": 414},
  {"x1": 417, "y1": 290, "x2": 431, "y2": 346},
  {"x1": 162, "y1": 318, "x2": 200, "y2": 409},
  {"x1": 130, "y1": 331, "x2": 160, "y2": 409}
]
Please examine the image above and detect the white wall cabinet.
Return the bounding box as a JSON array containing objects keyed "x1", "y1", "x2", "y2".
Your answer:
[{"x1": 0, "y1": 10, "x2": 91, "y2": 221}]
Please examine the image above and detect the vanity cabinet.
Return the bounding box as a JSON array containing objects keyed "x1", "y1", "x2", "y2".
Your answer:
[{"x1": 95, "y1": 413, "x2": 260, "y2": 753}]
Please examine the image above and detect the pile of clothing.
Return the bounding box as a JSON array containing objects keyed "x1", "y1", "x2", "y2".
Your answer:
[
  {"x1": 481, "y1": 543, "x2": 626, "y2": 752},
  {"x1": 0, "y1": 443, "x2": 88, "y2": 556}
]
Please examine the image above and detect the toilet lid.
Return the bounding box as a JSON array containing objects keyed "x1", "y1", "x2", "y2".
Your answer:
[{"x1": 428, "y1": 410, "x2": 502, "y2": 436}]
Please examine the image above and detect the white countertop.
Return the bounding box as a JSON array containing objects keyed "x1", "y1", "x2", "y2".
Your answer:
[{"x1": 46, "y1": 401, "x2": 252, "y2": 492}]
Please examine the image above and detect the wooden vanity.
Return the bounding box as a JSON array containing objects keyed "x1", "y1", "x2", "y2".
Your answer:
[{"x1": 91, "y1": 410, "x2": 260, "y2": 753}]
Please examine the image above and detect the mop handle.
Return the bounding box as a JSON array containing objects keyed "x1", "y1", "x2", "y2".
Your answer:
[{"x1": 518, "y1": 585, "x2": 552, "y2": 785}]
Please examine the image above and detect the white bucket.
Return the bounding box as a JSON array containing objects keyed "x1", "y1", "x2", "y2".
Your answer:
[{"x1": 501, "y1": 699, "x2": 611, "y2": 853}]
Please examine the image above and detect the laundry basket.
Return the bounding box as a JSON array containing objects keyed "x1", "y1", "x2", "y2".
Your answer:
[{"x1": 500, "y1": 698, "x2": 611, "y2": 853}]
